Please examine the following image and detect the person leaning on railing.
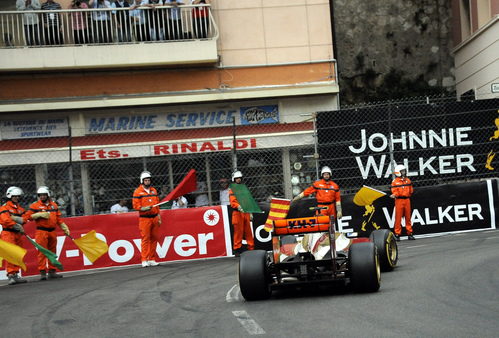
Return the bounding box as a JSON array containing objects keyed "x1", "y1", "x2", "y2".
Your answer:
[
  {"x1": 69, "y1": 0, "x2": 89, "y2": 44},
  {"x1": 164, "y1": 0, "x2": 184, "y2": 40},
  {"x1": 89, "y1": 0, "x2": 112, "y2": 43},
  {"x1": 16, "y1": 0, "x2": 42, "y2": 46},
  {"x1": 129, "y1": 0, "x2": 154, "y2": 42},
  {"x1": 191, "y1": 0, "x2": 209, "y2": 39},
  {"x1": 149, "y1": 0, "x2": 165, "y2": 41},
  {"x1": 111, "y1": 0, "x2": 132, "y2": 42},
  {"x1": 41, "y1": 0, "x2": 63, "y2": 45}
]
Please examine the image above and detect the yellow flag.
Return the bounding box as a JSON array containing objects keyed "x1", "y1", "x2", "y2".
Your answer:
[
  {"x1": 353, "y1": 185, "x2": 387, "y2": 206},
  {"x1": 0, "y1": 239, "x2": 27, "y2": 271},
  {"x1": 73, "y1": 230, "x2": 109, "y2": 263}
]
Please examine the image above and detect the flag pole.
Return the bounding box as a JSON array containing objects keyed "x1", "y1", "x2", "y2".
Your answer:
[
  {"x1": 232, "y1": 116, "x2": 237, "y2": 171},
  {"x1": 152, "y1": 200, "x2": 170, "y2": 207}
]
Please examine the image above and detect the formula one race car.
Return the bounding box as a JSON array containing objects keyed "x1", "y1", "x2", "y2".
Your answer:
[{"x1": 238, "y1": 211, "x2": 398, "y2": 301}]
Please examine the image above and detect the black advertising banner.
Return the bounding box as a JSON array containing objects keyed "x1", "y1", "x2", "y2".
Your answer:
[
  {"x1": 337, "y1": 179, "x2": 498, "y2": 236},
  {"x1": 250, "y1": 179, "x2": 497, "y2": 250},
  {"x1": 317, "y1": 98, "x2": 499, "y2": 188}
]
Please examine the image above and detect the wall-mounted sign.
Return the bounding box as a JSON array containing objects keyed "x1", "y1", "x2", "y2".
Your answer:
[
  {"x1": 0, "y1": 118, "x2": 68, "y2": 140},
  {"x1": 85, "y1": 104, "x2": 279, "y2": 135},
  {"x1": 240, "y1": 105, "x2": 279, "y2": 125},
  {"x1": 318, "y1": 98, "x2": 499, "y2": 186},
  {"x1": 0, "y1": 130, "x2": 314, "y2": 166}
]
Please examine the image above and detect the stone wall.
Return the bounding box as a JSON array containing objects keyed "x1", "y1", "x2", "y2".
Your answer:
[{"x1": 332, "y1": 0, "x2": 456, "y2": 104}]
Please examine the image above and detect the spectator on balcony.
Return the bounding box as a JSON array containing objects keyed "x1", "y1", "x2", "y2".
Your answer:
[
  {"x1": 130, "y1": 0, "x2": 154, "y2": 42},
  {"x1": 16, "y1": 0, "x2": 42, "y2": 46},
  {"x1": 111, "y1": 0, "x2": 131, "y2": 42},
  {"x1": 191, "y1": 0, "x2": 209, "y2": 39},
  {"x1": 41, "y1": 0, "x2": 63, "y2": 45},
  {"x1": 164, "y1": 0, "x2": 184, "y2": 40},
  {"x1": 148, "y1": 0, "x2": 165, "y2": 41},
  {"x1": 69, "y1": 0, "x2": 89, "y2": 45},
  {"x1": 89, "y1": 0, "x2": 112, "y2": 43}
]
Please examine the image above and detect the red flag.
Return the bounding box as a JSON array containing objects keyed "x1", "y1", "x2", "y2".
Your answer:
[{"x1": 160, "y1": 169, "x2": 197, "y2": 203}]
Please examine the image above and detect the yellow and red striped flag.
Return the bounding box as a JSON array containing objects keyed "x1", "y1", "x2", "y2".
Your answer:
[{"x1": 263, "y1": 198, "x2": 291, "y2": 232}]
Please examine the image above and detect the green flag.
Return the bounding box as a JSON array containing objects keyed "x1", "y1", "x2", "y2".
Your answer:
[
  {"x1": 25, "y1": 235, "x2": 64, "y2": 271},
  {"x1": 230, "y1": 183, "x2": 263, "y2": 213}
]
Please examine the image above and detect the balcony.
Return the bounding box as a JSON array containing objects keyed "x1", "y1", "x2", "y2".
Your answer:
[{"x1": 0, "y1": 4, "x2": 218, "y2": 72}]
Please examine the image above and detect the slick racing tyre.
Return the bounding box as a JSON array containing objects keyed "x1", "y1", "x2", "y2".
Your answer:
[
  {"x1": 239, "y1": 250, "x2": 271, "y2": 301},
  {"x1": 369, "y1": 229, "x2": 398, "y2": 272},
  {"x1": 349, "y1": 242, "x2": 380, "y2": 293}
]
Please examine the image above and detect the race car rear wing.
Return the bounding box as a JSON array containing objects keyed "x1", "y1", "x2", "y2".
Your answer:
[{"x1": 273, "y1": 215, "x2": 331, "y2": 235}]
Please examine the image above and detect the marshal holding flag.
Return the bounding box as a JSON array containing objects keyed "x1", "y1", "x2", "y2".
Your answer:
[{"x1": 229, "y1": 170, "x2": 263, "y2": 256}]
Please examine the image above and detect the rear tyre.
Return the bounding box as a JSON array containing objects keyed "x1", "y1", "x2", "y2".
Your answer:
[
  {"x1": 369, "y1": 229, "x2": 398, "y2": 271},
  {"x1": 349, "y1": 242, "x2": 380, "y2": 292},
  {"x1": 239, "y1": 250, "x2": 271, "y2": 301}
]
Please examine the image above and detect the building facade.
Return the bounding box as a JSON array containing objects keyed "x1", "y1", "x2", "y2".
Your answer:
[
  {"x1": 451, "y1": 0, "x2": 499, "y2": 99},
  {"x1": 0, "y1": 1, "x2": 338, "y2": 215}
]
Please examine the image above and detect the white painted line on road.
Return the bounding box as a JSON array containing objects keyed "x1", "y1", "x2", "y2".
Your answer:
[
  {"x1": 232, "y1": 310, "x2": 265, "y2": 335},
  {"x1": 226, "y1": 284, "x2": 240, "y2": 303},
  {"x1": 406, "y1": 245, "x2": 427, "y2": 249}
]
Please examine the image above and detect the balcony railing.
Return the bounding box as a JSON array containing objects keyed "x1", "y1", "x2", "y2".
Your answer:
[{"x1": 0, "y1": 4, "x2": 217, "y2": 48}]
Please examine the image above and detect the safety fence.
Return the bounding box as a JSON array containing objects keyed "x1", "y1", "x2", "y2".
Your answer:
[
  {"x1": 0, "y1": 3, "x2": 216, "y2": 47},
  {"x1": 0, "y1": 95, "x2": 497, "y2": 217}
]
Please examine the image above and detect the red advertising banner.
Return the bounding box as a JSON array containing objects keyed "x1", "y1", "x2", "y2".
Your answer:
[{"x1": 1, "y1": 206, "x2": 232, "y2": 278}]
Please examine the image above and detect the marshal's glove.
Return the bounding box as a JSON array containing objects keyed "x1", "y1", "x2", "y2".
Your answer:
[
  {"x1": 10, "y1": 215, "x2": 24, "y2": 224},
  {"x1": 140, "y1": 206, "x2": 152, "y2": 212},
  {"x1": 32, "y1": 211, "x2": 50, "y2": 220},
  {"x1": 60, "y1": 223, "x2": 70, "y2": 236},
  {"x1": 13, "y1": 223, "x2": 24, "y2": 234},
  {"x1": 250, "y1": 214, "x2": 254, "y2": 221},
  {"x1": 237, "y1": 205, "x2": 244, "y2": 213},
  {"x1": 292, "y1": 192, "x2": 304, "y2": 204},
  {"x1": 336, "y1": 202, "x2": 343, "y2": 220}
]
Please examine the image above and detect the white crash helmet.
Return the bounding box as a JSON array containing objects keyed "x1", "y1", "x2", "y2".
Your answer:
[
  {"x1": 140, "y1": 171, "x2": 152, "y2": 183},
  {"x1": 37, "y1": 186, "x2": 51, "y2": 197},
  {"x1": 394, "y1": 164, "x2": 406, "y2": 177},
  {"x1": 6, "y1": 186, "x2": 23, "y2": 199},
  {"x1": 231, "y1": 170, "x2": 243, "y2": 182},
  {"x1": 321, "y1": 166, "x2": 332, "y2": 177}
]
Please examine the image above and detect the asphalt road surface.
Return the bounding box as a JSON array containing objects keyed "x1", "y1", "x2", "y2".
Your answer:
[{"x1": 1, "y1": 229, "x2": 498, "y2": 338}]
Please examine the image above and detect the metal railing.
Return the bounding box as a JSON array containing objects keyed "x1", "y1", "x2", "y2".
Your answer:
[{"x1": 0, "y1": 3, "x2": 217, "y2": 47}]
